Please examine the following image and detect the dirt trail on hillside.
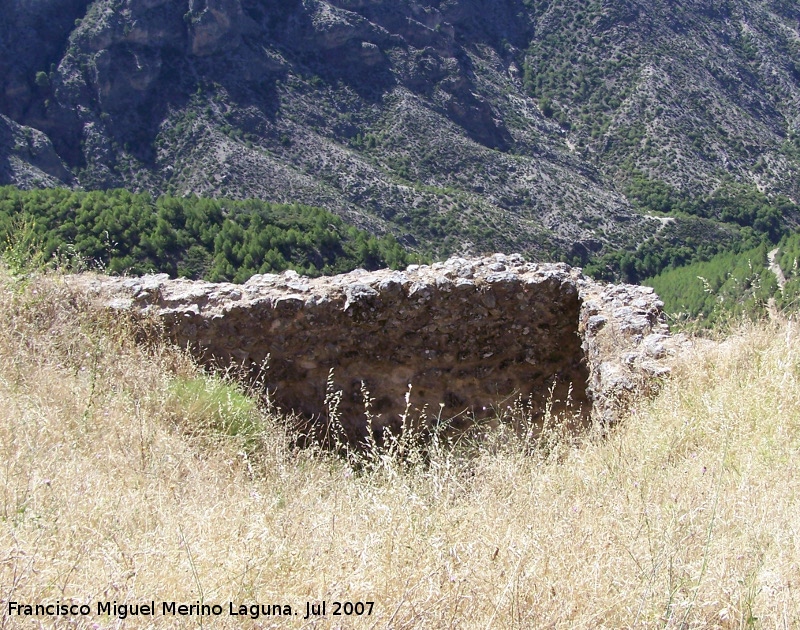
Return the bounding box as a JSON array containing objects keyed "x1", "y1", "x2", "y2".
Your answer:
[
  {"x1": 767, "y1": 248, "x2": 786, "y2": 320},
  {"x1": 768, "y1": 248, "x2": 786, "y2": 289}
]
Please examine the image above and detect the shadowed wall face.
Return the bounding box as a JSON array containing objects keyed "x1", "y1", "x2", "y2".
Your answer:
[{"x1": 247, "y1": 271, "x2": 590, "y2": 441}]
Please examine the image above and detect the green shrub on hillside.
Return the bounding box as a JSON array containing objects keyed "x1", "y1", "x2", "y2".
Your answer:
[
  {"x1": 644, "y1": 244, "x2": 777, "y2": 327},
  {"x1": 775, "y1": 232, "x2": 800, "y2": 310},
  {"x1": 584, "y1": 174, "x2": 797, "y2": 284},
  {"x1": 0, "y1": 187, "x2": 410, "y2": 281},
  {"x1": 624, "y1": 173, "x2": 795, "y2": 239},
  {"x1": 636, "y1": 230, "x2": 800, "y2": 326},
  {"x1": 584, "y1": 217, "x2": 741, "y2": 283}
]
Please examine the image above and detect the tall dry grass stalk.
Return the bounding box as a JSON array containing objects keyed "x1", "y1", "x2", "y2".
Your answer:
[{"x1": 1, "y1": 269, "x2": 799, "y2": 628}]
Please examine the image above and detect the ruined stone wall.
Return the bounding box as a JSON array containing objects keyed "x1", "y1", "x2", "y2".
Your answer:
[{"x1": 73, "y1": 255, "x2": 671, "y2": 442}]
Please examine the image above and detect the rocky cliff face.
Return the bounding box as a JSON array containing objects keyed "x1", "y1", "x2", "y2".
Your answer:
[
  {"x1": 73, "y1": 255, "x2": 671, "y2": 443},
  {"x1": 0, "y1": 115, "x2": 74, "y2": 188}
]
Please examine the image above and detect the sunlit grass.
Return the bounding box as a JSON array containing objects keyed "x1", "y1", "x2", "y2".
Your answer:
[{"x1": 1, "y1": 268, "x2": 798, "y2": 628}]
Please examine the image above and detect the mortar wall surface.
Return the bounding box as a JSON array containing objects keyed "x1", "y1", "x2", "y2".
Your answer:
[{"x1": 72, "y1": 254, "x2": 671, "y2": 442}]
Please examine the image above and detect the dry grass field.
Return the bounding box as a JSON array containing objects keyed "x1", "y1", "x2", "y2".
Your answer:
[{"x1": 1, "y1": 269, "x2": 799, "y2": 629}]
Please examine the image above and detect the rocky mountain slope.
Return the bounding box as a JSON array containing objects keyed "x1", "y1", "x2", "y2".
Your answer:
[
  {"x1": 526, "y1": 0, "x2": 800, "y2": 199},
  {"x1": 2, "y1": 0, "x2": 800, "y2": 261}
]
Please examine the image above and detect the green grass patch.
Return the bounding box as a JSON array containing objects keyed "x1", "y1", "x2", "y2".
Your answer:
[{"x1": 167, "y1": 375, "x2": 265, "y2": 446}]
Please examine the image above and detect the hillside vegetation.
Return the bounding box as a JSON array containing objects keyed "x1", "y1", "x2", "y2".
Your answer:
[
  {"x1": 2, "y1": 268, "x2": 798, "y2": 628},
  {"x1": 645, "y1": 244, "x2": 777, "y2": 327},
  {"x1": 638, "y1": 230, "x2": 800, "y2": 328},
  {"x1": 0, "y1": 186, "x2": 410, "y2": 281}
]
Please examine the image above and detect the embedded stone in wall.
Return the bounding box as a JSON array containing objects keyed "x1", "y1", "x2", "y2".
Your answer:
[{"x1": 73, "y1": 254, "x2": 671, "y2": 442}]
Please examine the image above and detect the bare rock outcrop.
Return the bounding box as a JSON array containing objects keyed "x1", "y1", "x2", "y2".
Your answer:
[
  {"x1": 187, "y1": 0, "x2": 246, "y2": 57},
  {"x1": 0, "y1": 115, "x2": 73, "y2": 188},
  {"x1": 73, "y1": 255, "x2": 671, "y2": 442}
]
